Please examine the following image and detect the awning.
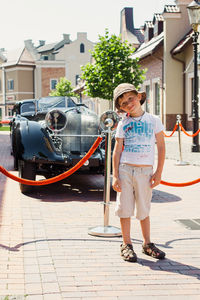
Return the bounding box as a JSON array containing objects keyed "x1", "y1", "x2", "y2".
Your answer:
[{"x1": 171, "y1": 29, "x2": 193, "y2": 55}]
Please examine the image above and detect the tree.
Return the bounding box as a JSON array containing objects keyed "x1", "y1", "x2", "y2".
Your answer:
[
  {"x1": 81, "y1": 29, "x2": 146, "y2": 102},
  {"x1": 49, "y1": 77, "x2": 76, "y2": 97}
]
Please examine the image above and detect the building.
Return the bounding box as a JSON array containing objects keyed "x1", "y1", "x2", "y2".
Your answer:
[
  {"x1": 123, "y1": 0, "x2": 199, "y2": 130},
  {"x1": 120, "y1": 7, "x2": 144, "y2": 48},
  {"x1": 0, "y1": 47, "x2": 35, "y2": 117},
  {"x1": 0, "y1": 33, "x2": 94, "y2": 119}
]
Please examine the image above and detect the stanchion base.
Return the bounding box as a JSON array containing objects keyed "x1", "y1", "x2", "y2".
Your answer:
[
  {"x1": 175, "y1": 161, "x2": 190, "y2": 166},
  {"x1": 88, "y1": 225, "x2": 122, "y2": 237}
]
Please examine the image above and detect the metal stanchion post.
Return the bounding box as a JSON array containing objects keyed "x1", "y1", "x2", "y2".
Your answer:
[
  {"x1": 175, "y1": 115, "x2": 189, "y2": 166},
  {"x1": 88, "y1": 111, "x2": 121, "y2": 237},
  {"x1": 103, "y1": 125, "x2": 112, "y2": 227}
]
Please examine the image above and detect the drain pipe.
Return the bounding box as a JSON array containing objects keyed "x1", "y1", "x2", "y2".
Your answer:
[{"x1": 170, "y1": 52, "x2": 186, "y2": 120}]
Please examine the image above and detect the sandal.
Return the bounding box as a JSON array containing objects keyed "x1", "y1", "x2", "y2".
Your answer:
[
  {"x1": 120, "y1": 244, "x2": 137, "y2": 262},
  {"x1": 142, "y1": 243, "x2": 165, "y2": 259}
]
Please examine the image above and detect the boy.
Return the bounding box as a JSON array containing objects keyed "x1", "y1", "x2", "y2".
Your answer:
[{"x1": 112, "y1": 83, "x2": 166, "y2": 262}]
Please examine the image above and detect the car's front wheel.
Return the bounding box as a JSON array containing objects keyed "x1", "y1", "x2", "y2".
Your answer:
[{"x1": 18, "y1": 160, "x2": 36, "y2": 194}]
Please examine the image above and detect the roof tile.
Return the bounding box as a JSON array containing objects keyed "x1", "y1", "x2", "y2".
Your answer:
[{"x1": 164, "y1": 5, "x2": 180, "y2": 13}]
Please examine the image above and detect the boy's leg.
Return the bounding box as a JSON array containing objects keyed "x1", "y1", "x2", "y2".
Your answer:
[
  {"x1": 140, "y1": 216, "x2": 166, "y2": 259},
  {"x1": 120, "y1": 217, "x2": 137, "y2": 262},
  {"x1": 140, "y1": 216, "x2": 151, "y2": 246},
  {"x1": 120, "y1": 217, "x2": 132, "y2": 244}
]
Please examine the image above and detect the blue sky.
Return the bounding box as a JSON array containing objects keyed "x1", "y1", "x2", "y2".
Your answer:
[{"x1": 1, "y1": 0, "x2": 175, "y2": 50}]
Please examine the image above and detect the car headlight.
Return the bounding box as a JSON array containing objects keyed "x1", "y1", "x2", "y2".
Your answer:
[{"x1": 45, "y1": 109, "x2": 67, "y2": 132}]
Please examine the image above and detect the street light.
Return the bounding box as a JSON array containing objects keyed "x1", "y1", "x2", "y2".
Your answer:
[{"x1": 187, "y1": 0, "x2": 200, "y2": 152}]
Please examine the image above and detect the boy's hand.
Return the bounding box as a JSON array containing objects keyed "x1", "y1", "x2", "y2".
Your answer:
[
  {"x1": 150, "y1": 171, "x2": 162, "y2": 188},
  {"x1": 112, "y1": 176, "x2": 122, "y2": 192}
]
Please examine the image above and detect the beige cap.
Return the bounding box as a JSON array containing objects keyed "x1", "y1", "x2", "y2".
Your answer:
[{"x1": 113, "y1": 83, "x2": 146, "y2": 110}]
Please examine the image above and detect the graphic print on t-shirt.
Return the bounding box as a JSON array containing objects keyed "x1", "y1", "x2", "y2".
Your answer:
[
  {"x1": 115, "y1": 112, "x2": 164, "y2": 165},
  {"x1": 123, "y1": 120, "x2": 153, "y2": 153}
]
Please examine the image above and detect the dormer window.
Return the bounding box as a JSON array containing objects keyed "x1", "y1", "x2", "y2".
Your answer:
[
  {"x1": 80, "y1": 43, "x2": 85, "y2": 53},
  {"x1": 144, "y1": 21, "x2": 154, "y2": 42},
  {"x1": 154, "y1": 21, "x2": 163, "y2": 36},
  {"x1": 153, "y1": 14, "x2": 164, "y2": 36}
]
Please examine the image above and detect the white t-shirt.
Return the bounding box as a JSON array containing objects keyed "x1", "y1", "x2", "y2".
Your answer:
[{"x1": 115, "y1": 112, "x2": 164, "y2": 166}]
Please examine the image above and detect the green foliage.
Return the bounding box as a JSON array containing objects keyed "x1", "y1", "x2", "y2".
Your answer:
[
  {"x1": 49, "y1": 77, "x2": 76, "y2": 97},
  {"x1": 81, "y1": 29, "x2": 145, "y2": 101}
]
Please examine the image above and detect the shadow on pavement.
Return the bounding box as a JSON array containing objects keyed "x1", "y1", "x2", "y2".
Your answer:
[
  {"x1": 0, "y1": 237, "x2": 200, "y2": 280},
  {"x1": 138, "y1": 257, "x2": 200, "y2": 280},
  {"x1": 25, "y1": 174, "x2": 116, "y2": 202},
  {"x1": 24, "y1": 174, "x2": 181, "y2": 204},
  {"x1": 152, "y1": 189, "x2": 181, "y2": 203}
]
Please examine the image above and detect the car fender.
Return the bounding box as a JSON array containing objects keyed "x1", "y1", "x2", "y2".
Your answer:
[{"x1": 13, "y1": 119, "x2": 65, "y2": 163}]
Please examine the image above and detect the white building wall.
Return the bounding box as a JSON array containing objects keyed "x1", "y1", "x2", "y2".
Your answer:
[{"x1": 56, "y1": 32, "x2": 94, "y2": 86}]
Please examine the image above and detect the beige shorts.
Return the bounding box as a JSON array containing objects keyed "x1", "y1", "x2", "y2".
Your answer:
[{"x1": 115, "y1": 164, "x2": 153, "y2": 220}]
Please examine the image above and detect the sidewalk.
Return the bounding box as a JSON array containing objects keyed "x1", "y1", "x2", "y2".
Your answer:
[
  {"x1": 164, "y1": 131, "x2": 200, "y2": 166},
  {"x1": 0, "y1": 131, "x2": 200, "y2": 299}
]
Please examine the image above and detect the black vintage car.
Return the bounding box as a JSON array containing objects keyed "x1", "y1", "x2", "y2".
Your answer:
[{"x1": 11, "y1": 96, "x2": 105, "y2": 193}]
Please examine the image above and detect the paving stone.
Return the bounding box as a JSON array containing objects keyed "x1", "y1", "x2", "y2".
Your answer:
[{"x1": 0, "y1": 131, "x2": 200, "y2": 298}]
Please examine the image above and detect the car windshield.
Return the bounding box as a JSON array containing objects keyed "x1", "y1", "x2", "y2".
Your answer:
[
  {"x1": 37, "y1": 97, "x2": 77, "y2": 111},
  {"x1": 20, "y1": 102, "x2": 36, "y2": 114}
]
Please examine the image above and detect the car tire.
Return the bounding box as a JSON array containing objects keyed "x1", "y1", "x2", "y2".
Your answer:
[
  {"x1": 18, "y1": 160, "x2": 36, "y2": 194},
  {"x1": 14, "y1": 155, "x2": 18, "y2": 170}
]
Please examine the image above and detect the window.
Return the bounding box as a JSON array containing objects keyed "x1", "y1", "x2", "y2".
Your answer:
[
  {"x1": 8, "y1": 108, "x2": 13, "y2": 116},
  {"x1": 8, "y1": 79, "x2": 14, "y2": 90},
  {"x1": 75, "y1": 75, "x2": 80, "y2": 85},
  {"x1": 80, "y1": 43, "x2": 85, "y2": 53},
  {"x1": 50, "y1": 79, "x2": 58, "y2": 90},
  {"x1": 154, "y1": 23, "x2": 158, "y2": 36},
  {"x1": 20, "y1": 102, "x2": 36, "y2": 114},
  {"x1": 154, "y1": 83, "x2": 160, "y2": 115},
  {"x1": 145, "y1": 85, "x2": 150, "y2": 112},
  {"x1": 144, "y1": 30, "x2": 149, "y2": 42}
]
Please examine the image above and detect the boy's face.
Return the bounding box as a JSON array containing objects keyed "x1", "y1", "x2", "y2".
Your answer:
[{"x1": 118, "y1": 91, "x2": 142, "y2": 115}]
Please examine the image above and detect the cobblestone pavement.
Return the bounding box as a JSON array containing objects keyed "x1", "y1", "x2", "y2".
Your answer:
[{"x1": 0, "y1": 131, "x2": 200, "y2": 299}]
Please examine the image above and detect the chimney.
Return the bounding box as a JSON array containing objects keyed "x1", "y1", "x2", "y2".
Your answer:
[
  {"x1": 77, "y1": 32, "x2": 87, "y2": 40},
  {"x1": 24, "y1": 39, "x2": 38, "y2": 58},
  {"x1": 63, "y1": 34, "x2": 70, "y2": 43},
  {"x1": 39, "y1": 40, "x2": 45, "y2": 46}
]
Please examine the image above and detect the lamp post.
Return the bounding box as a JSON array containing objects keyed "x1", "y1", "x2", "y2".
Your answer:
[{"x1": 187, "y1": 0, "x2": 200, "y2": 152}]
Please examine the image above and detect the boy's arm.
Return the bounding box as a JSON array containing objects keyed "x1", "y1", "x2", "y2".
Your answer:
[
  {"x1": 112, "y1": 138, "x2": 124, "y2": 192},
  {"x1": 150, "y1": 131, "x2": 165, "y2": 188}
]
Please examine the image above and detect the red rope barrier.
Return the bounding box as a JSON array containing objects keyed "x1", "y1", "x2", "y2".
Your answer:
[
  {"x1": 0, "y1": 137, "x2": 102, "y2": 186},
  {"x1": 163, "y1": 124, "x2": 178, "y2": 137},
  {"x1": 0, "y1": 120, "x2": 10, "y2": 124},
  {"x1": 161, "y1": 178, "x2": 200, "y2": 187},
  {"x1": 0, "y1": 132, "x2": 200, "y2": 188},
  {"x1": 179, "y1": 123, "x2": 200, "y2": 137}
]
